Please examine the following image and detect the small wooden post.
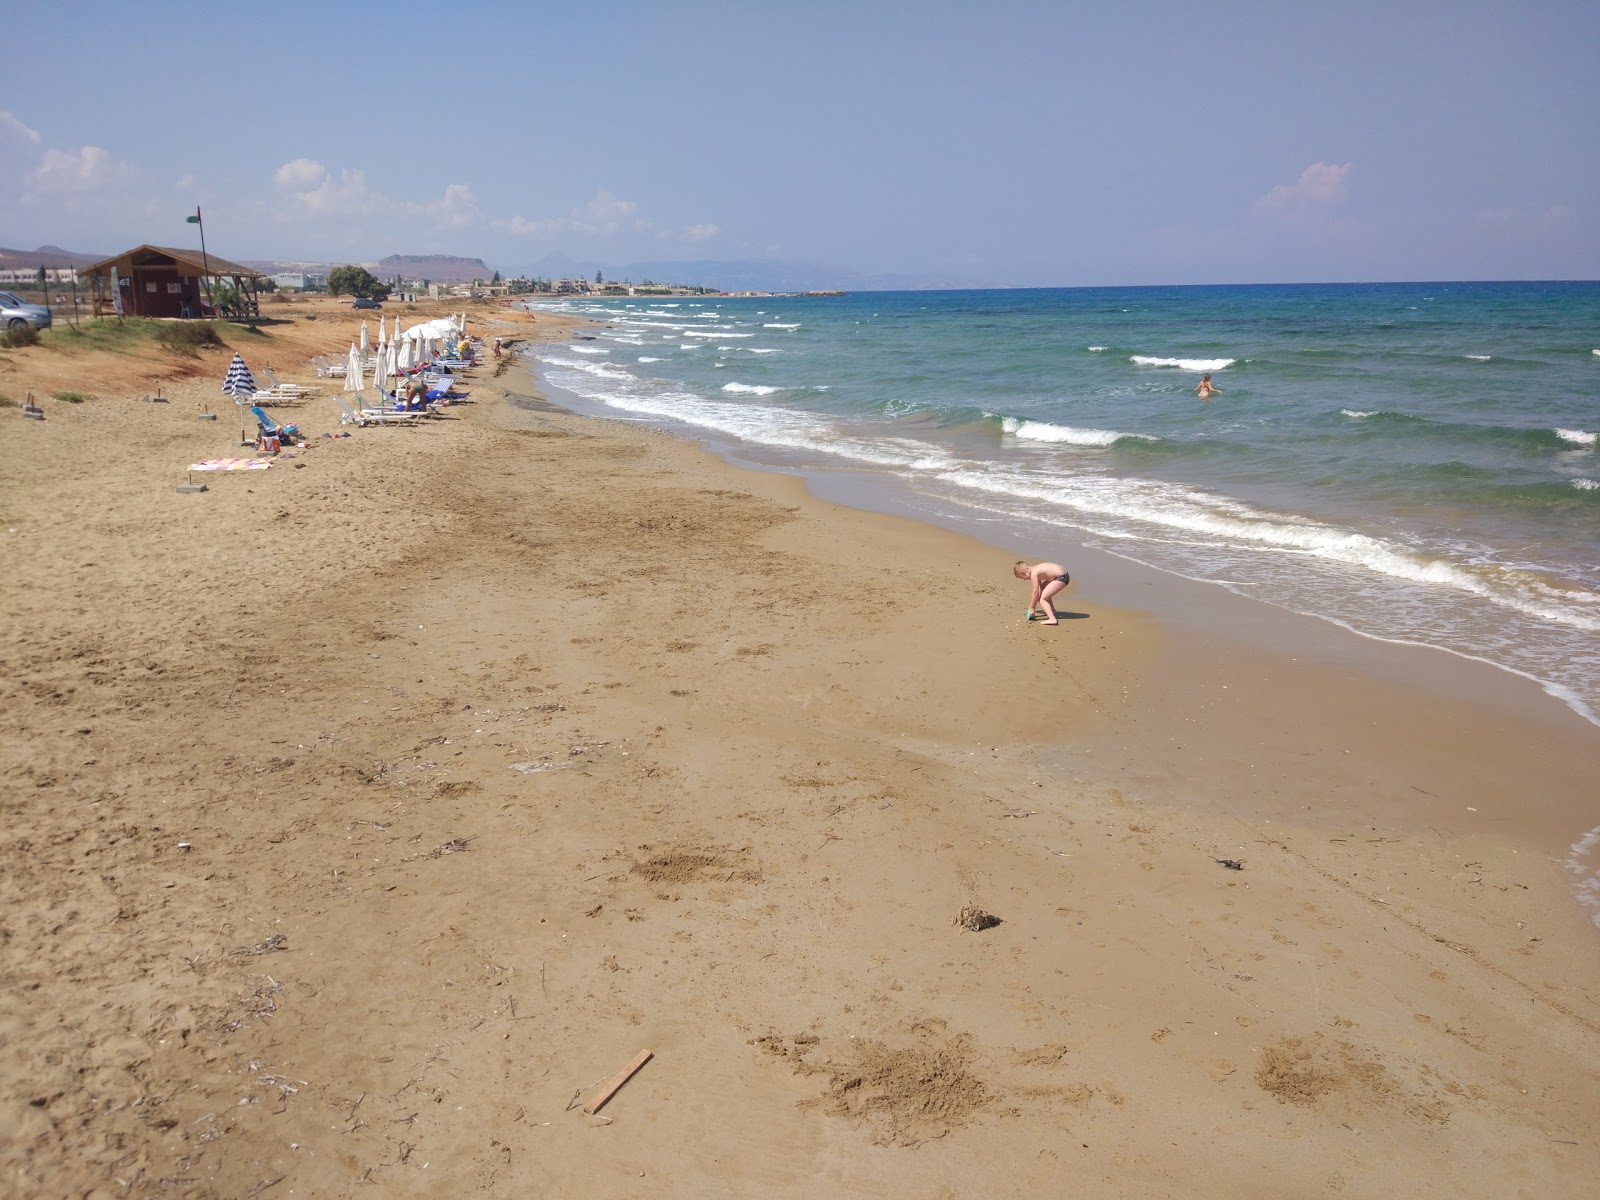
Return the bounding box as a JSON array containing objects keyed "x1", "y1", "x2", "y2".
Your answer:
[{"x1": 582, "y1": 1049, "x2": 652, "y2": 1115}]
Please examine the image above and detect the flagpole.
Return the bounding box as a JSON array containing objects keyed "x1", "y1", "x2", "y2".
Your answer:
[{"x1": 192, "y1": 206, "x2": 214, "y2": 315}]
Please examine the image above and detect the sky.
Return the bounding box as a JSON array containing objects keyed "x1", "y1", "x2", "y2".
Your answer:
[{"x1": 2, "y1": 0, "x2": 1597, "y2": 286}]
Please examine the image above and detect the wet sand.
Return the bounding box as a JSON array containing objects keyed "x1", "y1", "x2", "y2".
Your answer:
[{"x1": 2, "y1": 304, "x2": 1598, "y2": 1197}]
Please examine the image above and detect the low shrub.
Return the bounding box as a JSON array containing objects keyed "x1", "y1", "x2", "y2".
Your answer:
[
  {"x1": 2, "y1": 324, "x2": 41, "y2": 348},
  {"x1": 153, "y1": 322, "x2": 225, "y2": 355},
  {"x1": 52, "y1": 391, "x2": 93, "y2": 403}
]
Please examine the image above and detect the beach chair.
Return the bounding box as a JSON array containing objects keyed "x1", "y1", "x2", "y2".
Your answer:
[
  {"x1": 311, "y1": 355, "x2": 346, "y2": 378},
  {"x1": 257, "y1": 366, "x2": 323, "y2": 398},
  {"x1": 371, "y1": 388, "x2": 450, "y2": 418},
  {"x1": 249, "y1": 406, "x2": 300, "y2": 440},
  {"x1": 335, "y1": 394, "x2": 421, "y2": 427}
]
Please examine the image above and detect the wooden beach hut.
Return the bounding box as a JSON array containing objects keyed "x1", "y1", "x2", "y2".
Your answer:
[{"x1": 76, "y1": 245, "x2": 264, "y2": 322}]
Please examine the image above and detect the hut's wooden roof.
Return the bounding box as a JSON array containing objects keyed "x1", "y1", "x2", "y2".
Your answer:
[{"x1": 76, "y1": 245, "x2": 262, "y2": 280}]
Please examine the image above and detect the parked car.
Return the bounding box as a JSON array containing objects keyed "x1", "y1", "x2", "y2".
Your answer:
[
  {"x1": 351, "y1": 297, "x2": 383, "y2": 310},
  {"x1": 0, "y1": 291, "x2": 53, "y2": 330}
]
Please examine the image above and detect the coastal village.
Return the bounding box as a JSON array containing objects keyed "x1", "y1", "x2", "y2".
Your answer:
[{"x1": 0, "y1": 245, "x2": 843, "y2": 309}]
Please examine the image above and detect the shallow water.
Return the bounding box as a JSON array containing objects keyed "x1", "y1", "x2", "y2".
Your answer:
[{"x1": 527, "y1": 283, "x2": 1600, "y2": 729}]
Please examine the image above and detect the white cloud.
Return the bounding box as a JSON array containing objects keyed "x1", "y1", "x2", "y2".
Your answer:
[
  {"x1": 274, "y1": 157, "x2": 329, "y2": 194},
  {"x1": 1254, "y1": 162, "x2": 1351, "y2": 221},
  {"x1": 580, "y1": 189, "x2": 638, "y2": 231},
  {"x1": 21, "y1": 145, "x2": 137, "y2": 205},
  {"x1": 427, "y1": 182, "x2": 480, "y2": 228},
  {"x1": 273, "y1": 158, "x2": 380, "y2": 218},
  {"x1": 497, "y1": 190, "x2": 715, "y2": 245},
  {"x1": 496, "y1": 213, "x2": 553, "y2": 237},
  {"x1": 1, "y1": 110, "x2": 41, "y2": 146},
  {"x1": 271, "y1": 157, "x2": 477, "y2": 228}
]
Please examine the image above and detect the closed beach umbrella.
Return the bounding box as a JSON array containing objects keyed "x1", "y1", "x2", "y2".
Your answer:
[
  {"x1": 221, "y1": 352, "x2": 257, "y2": 398},
  {"x1": 345, "y1": 342, "x2": 363, "y2": 392},
  {"x1": 372, "y1": 339, "x2": 390, "y2": 396},
  {"x1": 386, "y1": 336, "x2": 399, "y2": 378},
  {"x1": 360, "y1": 319, "x2": 370, "y2": 356},
  {"x1": 221, "y1": 353, "x2": 258, "y2": 445}
]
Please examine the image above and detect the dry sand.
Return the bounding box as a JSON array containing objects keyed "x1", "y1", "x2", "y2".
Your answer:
[{"x1": 2, "y1": 296, "x2": 1598, "y2": 1198}]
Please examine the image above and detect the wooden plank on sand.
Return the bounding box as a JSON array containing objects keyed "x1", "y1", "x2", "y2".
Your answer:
[{"x1": 582, "y1": 1049, "x2": 653, "y2": 1115}]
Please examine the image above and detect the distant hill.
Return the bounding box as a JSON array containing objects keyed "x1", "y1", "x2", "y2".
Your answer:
[
  {"x1": 371, "y1": 254, "x2": 494, "y2": 283},
  {"x1": 0, "y1": 245, "x2": 107, "y2": 269}
]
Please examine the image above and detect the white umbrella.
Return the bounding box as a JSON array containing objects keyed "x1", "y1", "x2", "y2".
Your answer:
[
  {"x1": 345, "y1": 342, "x2": 363, "y2": 392},
  {"x1": 386, "y1": 336, "x2": 399, "y2": 378},
  {"x1": 359, "y1": 319, "x2": 370, "y2": 356},
  {"x1": 398, "y1": 336, "x2": 414, "y2": 373},
  {"x1": 372, "y1": 338, "x2": 390, "y2": 397}
]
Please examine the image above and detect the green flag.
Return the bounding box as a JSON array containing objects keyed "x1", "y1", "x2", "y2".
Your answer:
[{"x1": 186, "y1": 214, "x2": 200, "y2": 224}]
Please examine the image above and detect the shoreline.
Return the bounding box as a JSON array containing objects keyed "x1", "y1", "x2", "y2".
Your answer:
[
  {"x1": 526, "y1": 356, "x2": 1600, "y2": 863},
  {"x1": 3, "y1": 315, "x2": 1599, "y2": 1196},
  {"x1": 525, "y1": 286, "x2": 1600, "y2": 738}
]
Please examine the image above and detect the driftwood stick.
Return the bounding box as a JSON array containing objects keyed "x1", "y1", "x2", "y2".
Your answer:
[{"x1": 582, "y1": 1049, "x2": 653, "y2": 1115}]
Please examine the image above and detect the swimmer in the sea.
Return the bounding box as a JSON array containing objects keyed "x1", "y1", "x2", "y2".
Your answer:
[{"x1": 1195, "y1": 373, "x2": 1222, "y2": 401}]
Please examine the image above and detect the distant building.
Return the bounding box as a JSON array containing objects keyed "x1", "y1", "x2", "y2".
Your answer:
[
  {"x1": 0, "y1": 267, "x2": 79, "y2": 284},
  {"x1": 271, "y1": 271, "x2": 327, "y2": 291}
]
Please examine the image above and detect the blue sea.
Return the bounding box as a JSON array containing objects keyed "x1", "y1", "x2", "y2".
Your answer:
[{"x1": 524, "y1": 282, "x2": 1600, "y2": 730}]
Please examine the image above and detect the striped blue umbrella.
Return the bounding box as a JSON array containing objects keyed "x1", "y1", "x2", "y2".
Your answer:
[{"x1": 221, "y1": 353, "x2": 257, "y2": 397}]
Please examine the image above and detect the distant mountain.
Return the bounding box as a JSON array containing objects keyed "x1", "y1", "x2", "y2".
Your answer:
[
  {"x1": 0, "y1": 245, "x2": 107, "y2": 269},
  {"x1": 371, "y1": 254, "x2": 494, "y2": 283}
]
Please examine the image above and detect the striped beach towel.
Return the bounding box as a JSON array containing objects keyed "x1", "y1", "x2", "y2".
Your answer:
[{"x1": 188, "y1": 457, "x2": 273, "y2": 472}]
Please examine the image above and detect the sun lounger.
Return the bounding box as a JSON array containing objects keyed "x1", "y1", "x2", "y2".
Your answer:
[
  {"x1": 258, "y1": 366, "x2": 322, "y2": 397},
  {"x1": 312, "y1": 355, "x2": 346, "y2": 377},
  {"x1": 335, "y1": 394, "x2": 421, "y2": 427},
  {"x1": 250, "y1": 406, "x2": 301, "y2": 440}
]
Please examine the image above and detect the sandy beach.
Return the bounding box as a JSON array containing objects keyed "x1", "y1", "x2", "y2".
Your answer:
[{"x1": 3, "y1": 296, "x2": 1598, "y2": 1198}]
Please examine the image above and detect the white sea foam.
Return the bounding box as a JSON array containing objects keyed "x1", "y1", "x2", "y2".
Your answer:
[
  {"x1": 1001, "y1": 417, "x2": 1153, "y2": 447},
  {"x1": 1130, "y1": 355, "x2": 1236, "y2": 371},
  {"x1": 1567, "y1": 826, "x2": 1600, "y2": 931},
  {"x1": 567, "y1": 346, "x2": 609, "y2": 355},
  {"x1": 1556, "y1": 428, "x2": 1596, "y2": 447},
  {"x1": 554, "y1": 382, "x2": 956, "y2": 472},
  {"x1": 746, "y1": 348, "x2": 782, "y2": 354},
  {"x1": 684, "y1": 331, "x2": 754, "y2": 338},
  {"x1": 1088, "y1": 346, "x2": 1107, "y2": 352},
  {"x1": 1592, "y1": 349, "x2": 1600, "y2": 357},
  {"x1": 1340, "y1": 408, "x2": 1379, "y2": 419},
  {"x1": 723, "y1": 382, "x2": 782, "y2": 396},
  {"x1": 539, "y1": 356, "x2": 634, "y2": 383},
  {"x1": 1465, "y1": 354, "x2": 1492, "y2": 361},
  {"x1": 931, "y1": 466, "x2": 1600, "y2": 635},
  {"x1": 764, "y1": 322, "x2": 801, "y2": 329},
  {"x1": 1573, "y1": 479, "x2": 1599, "y2": 491}
]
